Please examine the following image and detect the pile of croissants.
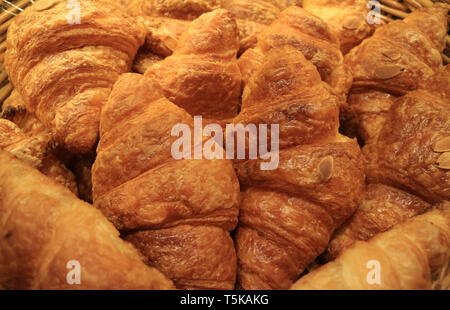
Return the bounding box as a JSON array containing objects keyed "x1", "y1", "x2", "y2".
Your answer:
[{"x1": 0, "y1": 0, "x2": 449, "y2": 290}]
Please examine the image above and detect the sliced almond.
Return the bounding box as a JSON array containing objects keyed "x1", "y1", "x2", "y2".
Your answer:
[
  {"x1": 433, "y1": 137, "x2": 450, "y2": 153},
  {"x1": 343, "y1": 17, "x2": 361, "y2": 30},
  {"x1": 318, "y1": 155, "x2": 334, "y2": 182},
  {"x1": 382, "y1": 50, "x2": 402, "y2": 61},
  {"x1": 34, "y1": 0, "x2": 58, "y2": 12},
  {"x1": 374, "y1": 65, "x2": 404, "y2": 80},
  {"x1": 437, "y1": 152, "x2": 450, "y2": 170}
]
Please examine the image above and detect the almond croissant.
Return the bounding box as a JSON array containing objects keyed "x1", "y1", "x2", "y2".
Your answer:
[
  {"x1": 0, "y1": 151, "x2": 174, "y2": 290},
  {"x1": 343, "y1": 5, "x2": 448, "y2": 143},
  {"x1": 129, "y1": 0, "x2": 282, "y2": 55},
  {"x1": 326, "y1": 66, "x2": 450, "y2": 260},
  {"x1": 291, "y1": 203, "x2": 450, "y2": 290},
  {"x1": 233, "y1": 47, "x2": 365, "y2": 290},
  {"x1": 238, "y1": 6, "x2": 352, "y2": 105},
  {"x1": 5, "y1": 0, "x2": 145, "y2": 153},
  {"x1": 302, "y1": 0, "x2": 375, "y2": 54},
  {"x1": 144, "y1": 9, "x2": 242, "y2": 120},
  {"x1": 92, "y1": 73, "x2": 240, "y2": 290}
]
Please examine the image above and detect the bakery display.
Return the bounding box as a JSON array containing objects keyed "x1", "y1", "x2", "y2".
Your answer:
[{"x1": 0, "y1": 0, "x2": 448, "y2": 291}]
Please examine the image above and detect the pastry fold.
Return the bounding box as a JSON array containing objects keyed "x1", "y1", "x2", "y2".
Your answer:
[
  {"x1": 0, "y1": 151, "x2": 174, "y2": 290},
  {"x1": 233, "y1": 47, "x2": 365, "y2": 290},
  {"x1": 144, "y1": 9, "x2": 242, "y2": 120},
  {"x1": 291, "y1": 203, "x2": 450, "y2": 290},
  {"x1": 93, "y1": 73, "x2": 240, "y2": 289},
  {"x1": 5, "y1": 0, "x2": 145, "y2": 153},
  {"x1": 238, "y1": 6, "x2": 352, "y2": 105}
]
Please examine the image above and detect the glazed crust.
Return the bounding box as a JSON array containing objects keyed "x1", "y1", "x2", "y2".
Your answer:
[
  {"x1": 130, "y1": 0, "x2": 282, "y2": 55},
  {"x1": 233, "y1": 47, "x2": 365, "y2": 290},
  {"x1": 126, "y1": 225, "x2": 237, "y2": 290},
  {"x1": 235, "y1": 47, "x2": 340, "y2": 150},
  {"x1": 144, "y1": 9, "x2": 242, "y2": 120},
  {"x1": 238, "y1": 6, "x2": 352, "y2": 105},
  {"x1": 92, "y1": 73, "x2": 240, "y2": 289},
  {"x1": 363, "y1": 88, "x2": 450, "y2": 203},
  {"x1": 5, "y1": 0, "x2": 145, "y2": 153},
  {"x1": 325, "y1": 184, "x2": 431, "y2": 261},
  {"x1": 1, "y1": 91, "x2": 78, "y2": 194},
  {"x1": 0, "y1": 151, "x2": 174, "y2": 290},
  {"x1": 291, "y1": 203, "x2": 450, "y2": 290},
  {"x1": 303, "y1": 0, "x2": 375, "y2": 54},
  {"x1": 344, "y1": 5, "x2": 447, "y2": 95}
]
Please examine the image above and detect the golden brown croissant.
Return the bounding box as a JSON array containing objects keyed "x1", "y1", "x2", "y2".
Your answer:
[
  {"x1": 129, "y1": 0, "x2": 282, "y2": 55},
  {"x1": 128, "y1": 0, "x2": 222, "y2": 20},
  {"x1": 144, "y1": 9, "x2": 242, "y2": 120},
  {"x1": 344, "y1": 5, "x2": 448, "y2": 145},
  {"x1": 1, "y1": 91, "x2": 78, "y2": 194},
  {"x1": 233, "y1": 47, "x2": 365, "y2": 290},
  {"x1": 5, "y1": 0, "x2": 145, "y2": 153},
  {"x1": 363, "y1": 70, "x2": 450, "y2": 204},
  {"x1": 345, "y1": 5, "x2": 447, "y2": 96},
  {"x1": 0, "y1": 150, "x2": 174, "y2": 290},
  {"x1": 324, "y1": 183, "x2": 431, "y2": 261},
  {"x1": 137, "y1": 16, "x2": 189, "y2": 57},
  {"x1": 92, "y1": 73, "x2": 240, "y2": 289},
  {"x1": 329, "y1": 65, "x2": 450, "y2": 262},
  {"x1": 303, "y1": 0, "x2": 375, "y2": 54},
  {"x1": 238, "y1": 6, "x2": 352, "y2": 105},
  {"x1": 291, "y1": 203, "x2": 450, "y2": 290}
]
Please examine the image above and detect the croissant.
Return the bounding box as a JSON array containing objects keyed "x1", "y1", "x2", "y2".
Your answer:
[
  {"x1": 92, "y1": 73, "x2": 240, "y2": 289},
  {"x1": 0, "y1": 150, "x2": 174, "y2": 290},
  {"x1": 4, "y1": 0, "x2": 145, "y2": 153},
  {"x1": 238, "y1": 6, "x2": 352, "y2": 105},
  {"x1": 291, "y1": 203, "x2": 450, "y2": 290},
  {"x1": 345, "y1": 5, "x2": 447, "y2": 95},
  {"x1": 144, "y1": 9, "x2": 242, "y2": 120},
  {"x1": 344, "y1": 5, "x2": 447, "y2": 143},
  {"x1": 363, "y1": 69, "x2": 450, "y2": 204},
  {"x1": 129, "y1": 0, "x2": 282, "y2": 55},
  {"x1": 326, "y1": 65, "x2": 450, "y2": 260},
  {"x1": 302, "y1": 0, "x2": 375, "y2": 54},
  {"x1": 1, "y1": 88, "x2": 80, "y2": 194},
  {"x1": 137, "y1": 16, "x2": 189, "y2": 57},
  {"x1": 233, "y1": 47, "x2": 365, "y2": 290},
  {"x1": 324, "y1": 183, "x2": 431, "y2": 261}
]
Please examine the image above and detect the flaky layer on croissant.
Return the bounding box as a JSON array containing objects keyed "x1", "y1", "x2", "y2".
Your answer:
[
  {"x1": 129, "y1": 0, "x2": 284, "y2": 55},
  {"x1": 144, "y1": 9, "x2": 242, "y2": 120},
  {"x1": 291, "y1": 203, "x2": 450, "y2": 290},
  {"x1": 1, "y1": 90, "x2": 78, "y2": 194},
  {"x1": 324, "y1": 183, "x2": 431, "y2": 261},
  {"x1": 5, "y1": 0, "x2": 145, "y2": 154},
  {"x1": 92, "y1": 73, "x2": 240, "y2": 289},
  {"x1": 0, "y1": 151, "x2": 174, "y2": 290},
  {"x1": 303, "y1": 0, "x2": 375, "y2": 54},
  {"x1": 343, "y1": 5, "x2": 448, "y2": 146},
  {"x1": 363, "y1": 70, "x2": 450, "y2": 204},
  {"x1": 238, "y1": 6, "x2": 352, "y2": 105},
  {"x1": 344, "y1": 5, "x2": 447, "y2": 95},
  {"x1": 233, "y1": 47, "x2": 365, "y2": 290}
]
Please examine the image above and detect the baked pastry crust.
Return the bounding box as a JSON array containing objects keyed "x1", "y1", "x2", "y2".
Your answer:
[{"x1": 5, "y1": 0, "x2": 145, "y2": 153}]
